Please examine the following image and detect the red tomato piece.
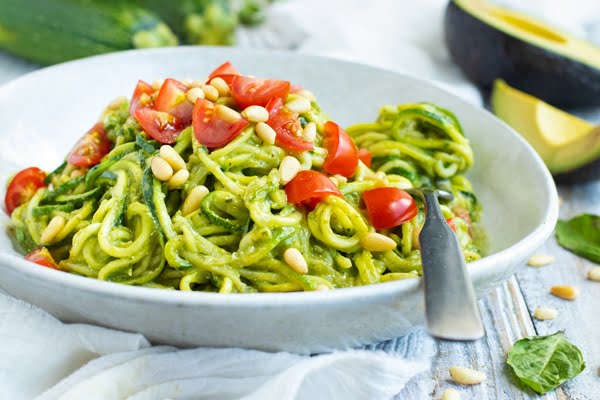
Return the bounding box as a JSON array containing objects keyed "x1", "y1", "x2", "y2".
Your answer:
[
  {"x1": 5, "y1": 167, "x2": 47, "y2": 215},
  {"x1": 265, "y1": 98, "x2": 313, "y2": 152},
  {"x1": 232, "y1": 75, "x2": 291, "y2": 109},
  {"x1": 25, "y1": 247, "x2": 59, "y2": 270},
  {"x1": 322, "y1": 121, "x2": 359, "y2": 178},
  {"x1": 193, "y1": 99, "x2": 249, "y2": 148},
  {"x1": 154, "y1": 78, "x2": 193, "y2": 125},
  {"x1": 129, "y1": 79, "x2": 154, "y2": 117},
  {"x1": 363, "y1": 187, "x2": 418, "y2": 230},
  {"x1": 67, "y1": 123, "x2": 111, "y2": 167},
  {"x1": 285, "y1": 170, "x2": 343, "y2": 209},
  {"x1": 446, "y1": 218, "x2": 456, "y2": 232},
  {"x1": 135, "y1": 108, "x2": 184, "y2": 144},
  {"x1": 358, "y1": 148, "x2": 372, "y2": 168},
  {"x1": 207, "y1": 61, "x2": 240, "y2": 85}
]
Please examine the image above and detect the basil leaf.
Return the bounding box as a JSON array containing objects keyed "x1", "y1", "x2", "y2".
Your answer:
[
  {"x1": 507, "y1": 331, "x2": 585, "y2": 394},
  {"x1": 556, "y1": 214, "x2": 600, "y2": 263}
]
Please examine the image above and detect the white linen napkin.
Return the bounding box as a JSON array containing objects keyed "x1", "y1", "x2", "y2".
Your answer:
[{"x1": 0, "y1": 291, "x2": 433, "y2": 399}]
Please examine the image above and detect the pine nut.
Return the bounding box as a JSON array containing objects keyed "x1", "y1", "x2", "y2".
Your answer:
[
  {"x1": 209, "y1": 77, "x2": 231, "y2": 96},
  {"x1": 181, "y1": 78, "x2": 193, "y2": 87},
  {"x1": 278, "y1": 156, "x2": 301, "y2": 184},
  {"x1": 181, "y1": 185, "x2": 209, "y2": 216},
  {"x1": 160, "y1": 145, "x2": 186, "y2": 171},
  {"x1": 215, "y1": 105, "x2": 241, "y2": 123},
  {"x1": 441, "y1": 388, "x2": 461, "y2": 400},
  {"x1": 151, "y1": 157, "x2": 173, "y2": 181},
  {"x1": 152, "y1": 79, "x2": 164, "y2": 91},
  {"x1": 285, "y1": 97, "x2": 311, "y2": 114},
  {"x1": 587, "y1": 266, "x2": 600, "y2": 281},
  {"x1": 186, "y1": 87, "x2": 205, "y2": 103},
  {"x1": 315, "y1": 284, "x2": 330, "y2": 291},
  {"x1": 550, "y1": 285, "x2": 579, "y2": 300},
  {"x1": 70, "y1": 169, "x2": 85, "y2": 179},
  {"x1": 168, "y1": 168, "x2": 189, "y2": 189},
  {"x1": 284, "y1": 248, "x2": 308, "y2": 274},
  {"x1": 189, "y1": 79, "x2": 205, "y2": 88},
  {"x1": 241, "y1": 105, "x2": 269, "y2": 123},
  {"x1": 533, "y1": 306, "x2": 558, "y2": 320},
  {"x1": 202, "y1": 84, "x2": 219, "y2": 101},
  {"x1": 41, "y1": 216, "x2": 65, "y2": 244},
  {"x1": 255, "y1": 122, "x2": 276, "y2": 144},
  {"x1": 302, "y1": 122, "x2": 317, "y2": 142},
  {"x1": 527, "y1": 254, "x2": 555, "y2": 267},
  {"x1": 329, "y1": 176, "x2": 340, "y2": 187},
  {"x1": 298, "y1": 89, "x2": 316, "y2": 102},
  {"x1": 333, "y1": 174, "x2": 347, "y2": 184},
  {"x1": 361, "y1": 232, "x2": 397, "y2": 252},
  {"x1": 449, "y1": 366, "x2": 486, "y2": 385}
]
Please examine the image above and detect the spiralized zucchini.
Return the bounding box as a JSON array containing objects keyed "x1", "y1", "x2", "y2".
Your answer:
[{"x1": 9, "y1": 82, "x2": 483, "y2": 293}]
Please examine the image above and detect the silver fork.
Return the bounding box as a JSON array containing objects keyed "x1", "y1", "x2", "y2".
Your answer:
[{"x1": 406, "y1": 188, "x2": 484, "y2": 341}]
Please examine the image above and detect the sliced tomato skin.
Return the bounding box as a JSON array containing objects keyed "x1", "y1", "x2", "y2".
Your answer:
[
  {"x1": 5, "y1": 167, "x2": 47, "y2": 215},
  {"x1": 358, "y1": 148, "x2": 372, "y2": 168},
  {"x1": 323, "y1": 121, "x2": 359, "y2": 178},
  {"x1": 154, "y1": 78, "x2": 193, "y2": 125},
  {"x1": 193, "y1": 99, "x2": 249, "y2": 148},
  {"x1": 232, "y1": 76, "x2": 291, "y2": 109},
  {"x1": 25, "y1": 247, "x2": 59, "y2": 270},
  {"x1": 207, "y1": 61, "x2": 240, "y2": 85},
  {"x1": 265, "y1": 98, "x2": 314, "y2": 152},
  {"x1": 363, "y1": 187, "x2": 418, "y2": 230},
  {"x1": 446, "y1": 218, "x2": 456, "y2": 232},
  {"x1": 67, "y1": 123, "x2": 111, "y2": 167},
  {"x1": 135, "y1": 108, "x2": 183, "y2": 144},
  {"x1": 129, "y1": 79, "x2": 154, "y2": 117},
  {"x1": 285, "y1": 170, "x2": 343, "y2": 209}
]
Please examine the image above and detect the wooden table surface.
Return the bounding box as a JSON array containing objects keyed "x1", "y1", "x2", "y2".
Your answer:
[{"x1": 1, "y1": 51, "x2": 598, "y2": 400}]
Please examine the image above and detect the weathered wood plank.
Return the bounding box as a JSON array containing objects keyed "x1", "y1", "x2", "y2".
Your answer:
[{"x1": 516, "y1": 184, "x2": 600, "y2": 400}]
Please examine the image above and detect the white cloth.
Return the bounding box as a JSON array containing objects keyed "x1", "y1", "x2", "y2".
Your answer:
[
  {"x1": 0, "y1": 292, "x2": 432, "y2": 399},
  {"x1": 2, "y1": 0, "x2": 599, "y2": 399}
]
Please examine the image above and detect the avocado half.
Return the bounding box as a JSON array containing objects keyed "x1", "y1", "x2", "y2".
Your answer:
[
  {"x1": 491, "y1": 80, "x2": 600, "y2": 183},
  {"x1": 445, "y1": 0, "x2": 600, "y2": 108}
]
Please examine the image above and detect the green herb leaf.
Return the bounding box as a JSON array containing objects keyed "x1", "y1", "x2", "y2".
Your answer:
[
  {"x1": 507, "y1": 331, "x2": 585, "y2": 394},
  {"x1": 556, "y1": 214, "x2": 600, "y2": 263}
]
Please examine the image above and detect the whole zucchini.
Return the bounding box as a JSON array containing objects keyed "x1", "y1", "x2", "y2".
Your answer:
[{"x1": 0, "y1": 0, "x2": 178, "y2": 65}]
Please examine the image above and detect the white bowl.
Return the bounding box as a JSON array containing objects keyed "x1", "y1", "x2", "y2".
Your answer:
[{"x1": 0, "y1": 47, "x2": 558, "y2": 353}]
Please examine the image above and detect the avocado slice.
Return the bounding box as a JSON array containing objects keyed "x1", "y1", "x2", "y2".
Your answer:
[
  {"x1": 491, "y1": 80, "x2": 600, "y2": 183},
  {"x1": 445, "y1": 0, "x2": 600, "y2": 107}
]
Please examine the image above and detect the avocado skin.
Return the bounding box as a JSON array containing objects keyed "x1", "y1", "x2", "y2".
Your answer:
[
  {"x1": 553, "y1": 157, "x2": 600, "y2": 184},
  {"x1": 444, "y1": 1, "x2": 600, "y2": 108}
]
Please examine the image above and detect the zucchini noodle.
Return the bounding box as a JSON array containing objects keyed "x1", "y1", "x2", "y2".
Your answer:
[{"x1": 9, "y1": 75, "x2": 484, "y2": 293}]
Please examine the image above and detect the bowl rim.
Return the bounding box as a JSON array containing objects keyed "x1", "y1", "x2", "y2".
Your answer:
[{"x1": 0, "y1": 46, "x2": 559, "y2": 307}]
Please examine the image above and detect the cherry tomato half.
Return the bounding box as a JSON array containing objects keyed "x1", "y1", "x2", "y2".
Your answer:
[
  {"x1": 232, "y1": 75, "x2": 290, "y2": 109},
  {"x1": 135, "y1": 108, "x2": 185, "y2": 144},
  {"x1": 285, "y1": 170, "x2": 343, "y2": 209},
  {"x1": 265, "y1": 97, "x2": 313, "y2": 152},
  {"x1": 363, "y1": 187, "x2": 418, "y2": 230},
  {"x1": 5, "y1": 167, "x2": 47, "y2": 215},
  {"x1": 67, "y1": 123, "x2": 111, "y2": 167},
  {"x1": 154, "y1": 78, "x2": 193, "y2": 125},
  {"x1": 207, "y1": 61, "x2": 240, "y2": 85},
  {"x1": 358, "y1": 148, "x2": 372, "y2": 168},
  {"x1": 129, "y1": 79, "x2": 154, "y2": 117},
  {"x1": 193, "y1": 99, "x2": 249, "y2": 148},
  {"x1": 25, "y1": 247, "x2": 59, "y2": 270},
  {"x1": 323, "y1": 121, "x2": 359, "y2": 178}
]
